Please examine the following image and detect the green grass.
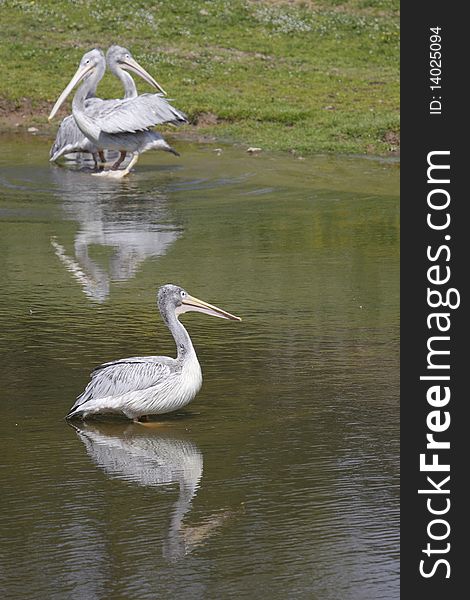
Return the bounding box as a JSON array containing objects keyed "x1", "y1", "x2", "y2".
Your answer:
[{"x1": 0, "y1": 0, "x2": 399, "y2": 155}]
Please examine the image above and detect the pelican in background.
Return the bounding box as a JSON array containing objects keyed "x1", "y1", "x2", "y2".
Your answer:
[
  {"x1": 66, "y1": 284, "x2": 241, "y2": 420},
  {"x1": 49, "y1": 74, "x2": 103, "y2": 167},
  {"x1": 49, "y1": 45, "x2": 168, "y2": 168},
  {"x1": 49, "y1": 49, "x2": 188, "y2": 177}
]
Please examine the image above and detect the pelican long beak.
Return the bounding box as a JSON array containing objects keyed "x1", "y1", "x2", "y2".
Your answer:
[
  {"x1": 179, "y1": 294, "x2": 242, "y2": 321},
  {"x1": 120, "y1": 56, "x2": 167, "y2": 96},
  {"x1": 48, "y1": 62, "x2": 95, "y2": 120}
]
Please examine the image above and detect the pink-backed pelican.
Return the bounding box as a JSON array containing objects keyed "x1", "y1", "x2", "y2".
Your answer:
[
  {"x1": 66, "y1": 285, "x2": 241, "y2": 421},
  {"x1": 49, "y1": 49, "x2": 187, "y2": 177},
  {"x1": 49, "y1": 45, "x2": 156, "y2": 167}
]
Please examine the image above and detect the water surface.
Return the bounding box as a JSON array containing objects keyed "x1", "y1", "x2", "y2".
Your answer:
[{"x1": 0, "y1": 136, "x2": 399, "y2": 600}]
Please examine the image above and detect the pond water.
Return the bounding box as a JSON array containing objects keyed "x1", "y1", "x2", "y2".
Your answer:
[{"x1": 0, "y1": 136, "x2": 399, "y2": 600}]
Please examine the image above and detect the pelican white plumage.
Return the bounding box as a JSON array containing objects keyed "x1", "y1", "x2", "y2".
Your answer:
[
  {"x1": 66, "y1": 284, "x2": 241, "y2": 421},
  {"x1": 49, "y1": 48, "x2": 188, "y2": 177}
]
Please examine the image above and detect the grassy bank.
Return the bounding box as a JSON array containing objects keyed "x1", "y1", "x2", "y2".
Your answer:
[{"x1": 0, "y1": 0, "x2": 399, "y2": 155}]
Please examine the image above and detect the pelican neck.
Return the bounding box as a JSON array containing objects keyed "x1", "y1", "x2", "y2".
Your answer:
[
  {"x1": 110, "y1": 66, "x2": 137, "y2": 99},
  {"x1": 163, "y1": 309, "x2": 197, "y2": 362},
  {"x1": 72, "y1": 63, "x2": 105, "y2": 111}
]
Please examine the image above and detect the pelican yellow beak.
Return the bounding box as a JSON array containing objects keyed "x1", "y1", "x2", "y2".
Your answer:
[
  {"x1": 48, "y1": 62, "x2": 95, "y2": 121},
  {"x1": 120, "y1": 56, "x2": 167, "y2": 96},
  {"x1": 179, "y1": 294, "x2": 242, "y2": 321}
]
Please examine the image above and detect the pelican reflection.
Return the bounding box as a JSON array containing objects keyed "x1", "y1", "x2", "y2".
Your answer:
[
  {"x1": 50, "y1": 168, "x2": 181, "y2": 302},
  {"x1": 70, "y1": 422, "x2": 232, "y2": 560}
]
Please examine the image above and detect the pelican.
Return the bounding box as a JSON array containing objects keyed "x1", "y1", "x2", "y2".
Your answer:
[
  {"x1": 66, "y1": 284, "x2": 241, "y2": 420},
  {"x1": 49, "y1": 62, "x2": 104, "y2": 168},
  {"x1": 49, "y1": 46, "x2": 167, "y2": 168},
  {"x1": 107, "y1": 44, "x2": 152, "y2": 99},
  {"x1": 49, "y1": 49, "x2": 188, "y2": 177}
]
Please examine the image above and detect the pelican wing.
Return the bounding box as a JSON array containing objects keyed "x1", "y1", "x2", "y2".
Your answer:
[
  {"x1": 50, "y1": 97, "x2": 106, "y2": 161},
  {"x1": 50, "y1": 115, "x2": 97, "y2": 161},
  {"x1": 94, "y1": 94, "x2": 188, "y2": 134},
  {"x1": 69, "y1": 357, "x2": 173, "y2": 412}
]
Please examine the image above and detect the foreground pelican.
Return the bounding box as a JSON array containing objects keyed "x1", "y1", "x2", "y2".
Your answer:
[
  {"x1": 49, "y1": 48, "x2": 188, "y2": 177},
  {"x1": 66, "y1": 285, "x2": 241, "y2": 420},
  {"x1": 49, "y1": 45, "x2": 150, "y2": 166}
]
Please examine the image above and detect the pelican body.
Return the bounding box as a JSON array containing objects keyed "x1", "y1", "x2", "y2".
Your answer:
[
  {"x1": 66, "y1": 285, "x2": 241, "y2": 420},
  {"x1": 49, "y1": 115, "x2": 100, "y2": 166},
  {"x1": 49, "y1": 49, "x2": 188, "y2": 177},
  {"x1": 49, "y1": 91, "x2": 102, "y2": 166},
  {"x1": 49, "y1": 45, "x2": 144, "y2": 166}
]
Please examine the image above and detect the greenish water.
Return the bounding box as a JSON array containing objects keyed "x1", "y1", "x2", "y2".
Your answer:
[{"x1": 0, "y1": 136, "x2": 399, "y2": 600}]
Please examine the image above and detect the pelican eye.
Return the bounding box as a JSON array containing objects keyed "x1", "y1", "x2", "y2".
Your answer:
[{"x1": 180, "y1": 291, "x2": 187, "y2": 299}]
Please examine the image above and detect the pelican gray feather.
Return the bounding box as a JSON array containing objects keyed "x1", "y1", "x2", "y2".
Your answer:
[
  {"x1": 92, "y1": 92, "x2": 187, "y2": 134},
  {"x1": 49, "y1": 114, "x2": 99, "y2": 165}
]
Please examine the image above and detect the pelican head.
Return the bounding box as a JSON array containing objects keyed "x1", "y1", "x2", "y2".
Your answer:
[
  {"x1": 49, "y1": 48, "x2": 105, "y2": 121},
  {"x1": 158, "y1": 284, "x2": 242, "y2": 322},
  {"x1": 106, "y1": 45, "x2": 167, "y2": 95}
]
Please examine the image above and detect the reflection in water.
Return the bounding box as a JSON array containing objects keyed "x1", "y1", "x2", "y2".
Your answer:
[
  {"x1": 71, "y1": 422, "x2": 232, "y2": 561},
  {"x1": 0, "y1": 139, "x2": 399, "y2": 599},
  {"x1": 50, "y1": 168, "x2": 182, "y2": 302}
]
